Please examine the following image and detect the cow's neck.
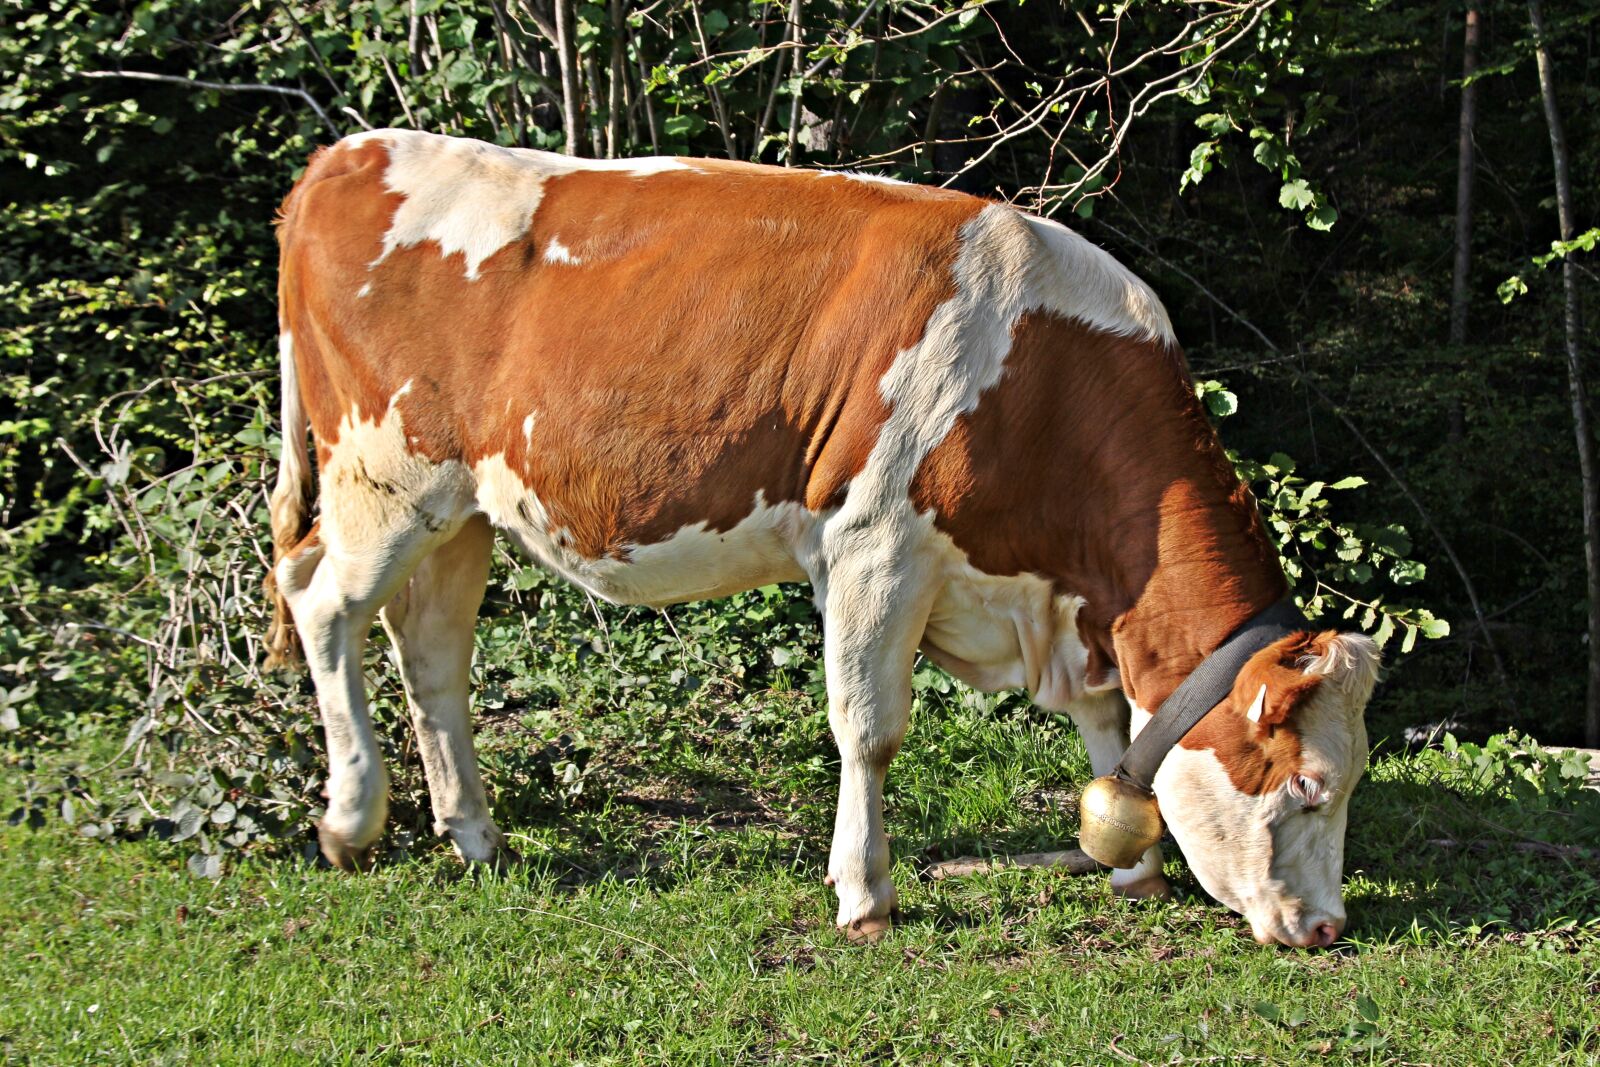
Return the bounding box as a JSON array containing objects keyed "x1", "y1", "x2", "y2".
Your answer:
[
  {"x1": 1104, "y1": 475, "x2": 1288, "y2": 714},
  {"x1": 1072, "y1": 347, "x2": 1288, "y2": 713}
]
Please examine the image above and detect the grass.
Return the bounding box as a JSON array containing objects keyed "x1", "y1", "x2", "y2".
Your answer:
[{"x1": 5, "y1": 666, "x2": 1600, "y2": 1065}]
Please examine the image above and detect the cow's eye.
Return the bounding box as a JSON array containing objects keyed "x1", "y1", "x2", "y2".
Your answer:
[{"x1": 1288, "y1": 773, "x2": 1325, "y2": 810}]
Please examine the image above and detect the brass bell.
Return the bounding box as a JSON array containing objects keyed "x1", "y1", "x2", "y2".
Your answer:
[{"x1": 1079, "y1": 775, "x2": 1164, "y2": 869}]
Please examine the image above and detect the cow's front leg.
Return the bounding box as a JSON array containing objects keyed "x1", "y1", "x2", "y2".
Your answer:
[
  {"x1": 379, "y1": 516, "x2": 511, "y2": 867},
  {"x1": 1069, "y1": 691, "x2": 1171, "y2": 900},
  {"x1": 816, "y1": 534, "x2": 936, "y2": 941}
]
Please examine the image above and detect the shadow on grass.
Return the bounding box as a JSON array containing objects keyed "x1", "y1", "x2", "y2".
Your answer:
[{"x1": 381, "y1": 724, "x2": 1600, "y2": 945}]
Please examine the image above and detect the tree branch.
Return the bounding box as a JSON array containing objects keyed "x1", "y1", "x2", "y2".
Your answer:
[{"x1": 78, "y1": 69, "x2": 341, "y2": 140}]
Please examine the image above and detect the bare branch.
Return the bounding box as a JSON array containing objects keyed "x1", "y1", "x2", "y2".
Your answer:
[{"x1": 78, "y1": 69, "x2": 341, "y2": 139}]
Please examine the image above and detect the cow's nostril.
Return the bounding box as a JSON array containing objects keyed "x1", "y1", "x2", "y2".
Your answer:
[{"x1": 1311, "y1": 921, "x2": 1340, "y2": 948}]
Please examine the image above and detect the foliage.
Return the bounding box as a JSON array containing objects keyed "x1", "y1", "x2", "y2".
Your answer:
[
  {"x1": 3, "y1": 0, "x2": 1598, "y2": 879},
  {"x1": 1201, "y1": 379, "x2": 1449, "y2": 652}
]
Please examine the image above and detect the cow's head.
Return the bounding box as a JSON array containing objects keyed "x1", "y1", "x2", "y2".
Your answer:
[{"x1": 1153, "y1": 630, "x2": 1379, "y2": 947}]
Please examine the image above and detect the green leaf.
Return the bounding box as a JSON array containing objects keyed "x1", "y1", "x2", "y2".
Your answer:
[
  {"x1": 1307, "y1": 204, "x2": 1338, "y2": 230},
  {"x1": 701, "y1": 9, "x2": 729, "y2": 35},
  {"x1": 1279, "y1": 179, "x2": 1314, "y2": 211},
  {"x1": 1401, "y1": 624, "x2": 1419, "y2": 654},
  {"x1": 1205, "y1": 390, "x2": 1237, "y2": 418},
  {"x1": 1329, "y1": 476, "x2": 1367, "y2": 490},
  {"x1": 1356, "y1": 994, "x2": 1381, "y2": 1023},
  {"x1": 1389, "y1": 559, "x2": 1426, "y2": 586}
]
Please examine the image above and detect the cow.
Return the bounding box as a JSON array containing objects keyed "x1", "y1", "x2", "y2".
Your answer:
[{"x1": 267, "y1": 129, "x2": 1379, "y2": 949}]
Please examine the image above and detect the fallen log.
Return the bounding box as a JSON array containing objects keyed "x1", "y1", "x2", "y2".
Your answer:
[
  {"x1": 1427, "y1": 837, "x2": 1596, "y2": 861},
  {"x1": 926, "y1": 848, "x2": 1105, "y2": 881}
]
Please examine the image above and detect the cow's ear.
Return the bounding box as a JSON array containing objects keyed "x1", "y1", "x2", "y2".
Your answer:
[{"x1": 1234, "y1": 635, "x2": 1323, "y2": 737}]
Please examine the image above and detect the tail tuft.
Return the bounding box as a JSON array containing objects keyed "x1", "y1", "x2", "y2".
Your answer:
[{"x1": 264, "y1": 330, "x2": 313, "y2": 670}]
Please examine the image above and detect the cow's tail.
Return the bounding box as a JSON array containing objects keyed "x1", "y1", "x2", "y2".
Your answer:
[{"x1": 263, "y1": 324, "x2": 313, "y2": 670}]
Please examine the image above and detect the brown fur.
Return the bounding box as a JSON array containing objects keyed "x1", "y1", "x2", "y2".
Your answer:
[
  {"x1": 271, "y1": 136, "x2": 1307, "y2": 782},
  {"x1": 1178, "y1": 631, "x2": 1336, "y2": 794},
  {"x1": 909, "y1": 311, "x2": 1288, "y2": 711},
  {"x1": 276, "y1": 143, "x2": 978, "y2": 559}
]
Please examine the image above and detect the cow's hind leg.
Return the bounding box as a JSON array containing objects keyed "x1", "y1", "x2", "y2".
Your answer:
[
  {"x1": 378, "y1": 516, "x2": 510, "y2": 867},
  {"x1": 279, "y1": 502, "x2": 467, "y2": 870},
  {"x1": 1070, "y1": 691, "x2": 1171, "y2": 900},
  {"x1": 815, "y1": 532, "x2": 937, "y2": 941}
]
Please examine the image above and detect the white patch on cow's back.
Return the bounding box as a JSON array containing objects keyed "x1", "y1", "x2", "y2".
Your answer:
[
  {"x1": 838, "y1": 205, "x2": 1033, "y2": 529},
  {"x1": 1021, "y1": 214, "x2": 1174, "y2": 345},
  {"x1": 818, "y1": 169, "x2": 908, "y2": 187},
  {"x1": 343, "y1": 129, "x2": 690, "y2": 280},
  {"x1": 543, "y1": 238, "x2": 580, "y2": 265},
  {"x1": 521, "y1": 412, "x2": 537, "y2": 445}
]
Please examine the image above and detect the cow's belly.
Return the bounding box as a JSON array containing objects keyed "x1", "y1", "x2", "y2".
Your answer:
[
  {"x1": 920, "y1": 539, "x2": 1107, "y2": 711},
  {"x1": 474, "y1": 454, "x2": 811, "y2": 605},
  {"x1": 472, "y1": 451, "x2": 1101, "y2": 706}
]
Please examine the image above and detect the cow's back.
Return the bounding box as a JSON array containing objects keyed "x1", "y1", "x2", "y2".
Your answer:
[{"x1": 278, "y1": 131, "x2": 990, "y2": 586}]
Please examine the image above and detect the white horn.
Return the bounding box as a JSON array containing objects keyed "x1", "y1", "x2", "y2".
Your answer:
[{"x1": 1246, "y1": 683, "x2": 1269, "y2": 723}]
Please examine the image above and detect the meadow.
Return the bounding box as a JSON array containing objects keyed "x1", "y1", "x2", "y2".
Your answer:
[{"x1": 6, "y1": 612, "x2": 1598, "y2": 1064}]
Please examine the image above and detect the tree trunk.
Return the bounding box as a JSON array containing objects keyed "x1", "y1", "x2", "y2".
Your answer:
[
  {"x1": 784, "y1": 0, "x2": 804, "y2": 165},
  {"x1": 1449, "y1": 2, "x2": 1479, "y2": 347},
  {"x1": 606, "y1": 0, "x2": 624, "y2": 158},
  {"x1": 1529, "y1": 0, "x2": 1600, "y2": 746},
  {"x1": 554, "y1": 0, "x2": 582, "y2": 156}
]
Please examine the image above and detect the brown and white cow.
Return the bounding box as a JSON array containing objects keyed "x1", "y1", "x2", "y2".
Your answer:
[{"x1": 267, "y1": 129, "x2": 1379, "y2": 948}]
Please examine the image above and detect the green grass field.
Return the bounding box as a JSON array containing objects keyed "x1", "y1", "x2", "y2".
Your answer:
[{"x1": 5, "y1": 678, "x2": 1599, "y2": 1065}]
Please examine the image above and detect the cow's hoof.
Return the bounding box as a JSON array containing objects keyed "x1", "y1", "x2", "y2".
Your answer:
[
  {"x1": 844, "y1": 913, "x2": 896, "y2": 944},
  {"x1": 478, "y1": 843, "x2": 524, "y2": 872},
  {"x1": 317, "y1": 822, "x2": 376, "y2": 872},
  {"x1": 1113, "y1": 875, "x2": 1174, "y2": 901}
]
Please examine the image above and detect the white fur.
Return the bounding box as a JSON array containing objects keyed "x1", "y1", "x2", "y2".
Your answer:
[
  {"x1": 543, "y1": 238, "x2": 580, "y2": 265},
  {"x1": 269, "y1": 332, "x2": 307, "y2": 542},
  {"x1": 379, "y1": 517, "x2": 505, "y2": 863},
  {"x1": 1021, "y1": 214, "x2": 1175, "y2": 345},
  {"x1": 1154, "y1": 634, "x2": 1378, "y2": 945},
  {"x1": 280, "y1": 390, "x2": 476, "y2": 853},
  {"x1": 474, "y1": 454, "x2": 812, "y2": 607},
  {"x1": 344, "y1": 129, "x2": 688, "y2": 280},
  {"x1": 919, "y1": 539, "x2": 1112, "y2": 711},
  {"x1": 818, "y1": 169, "x2": 909, "y2": 187}
]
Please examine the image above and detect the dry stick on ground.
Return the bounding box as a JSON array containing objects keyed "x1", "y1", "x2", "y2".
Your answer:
[
  {"x1": 1529, "y1": 0, "x2": 1600, "y2": 748},
  {"x1": 78, "y1": 70, "x2": 342, "y2": 139},
  {"x1": 926, "y1": 848, "x2": 1104, "y2": 881},
  {"x1": 1098, "y1": 218, "x2": 1513, "y2": 691}
]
